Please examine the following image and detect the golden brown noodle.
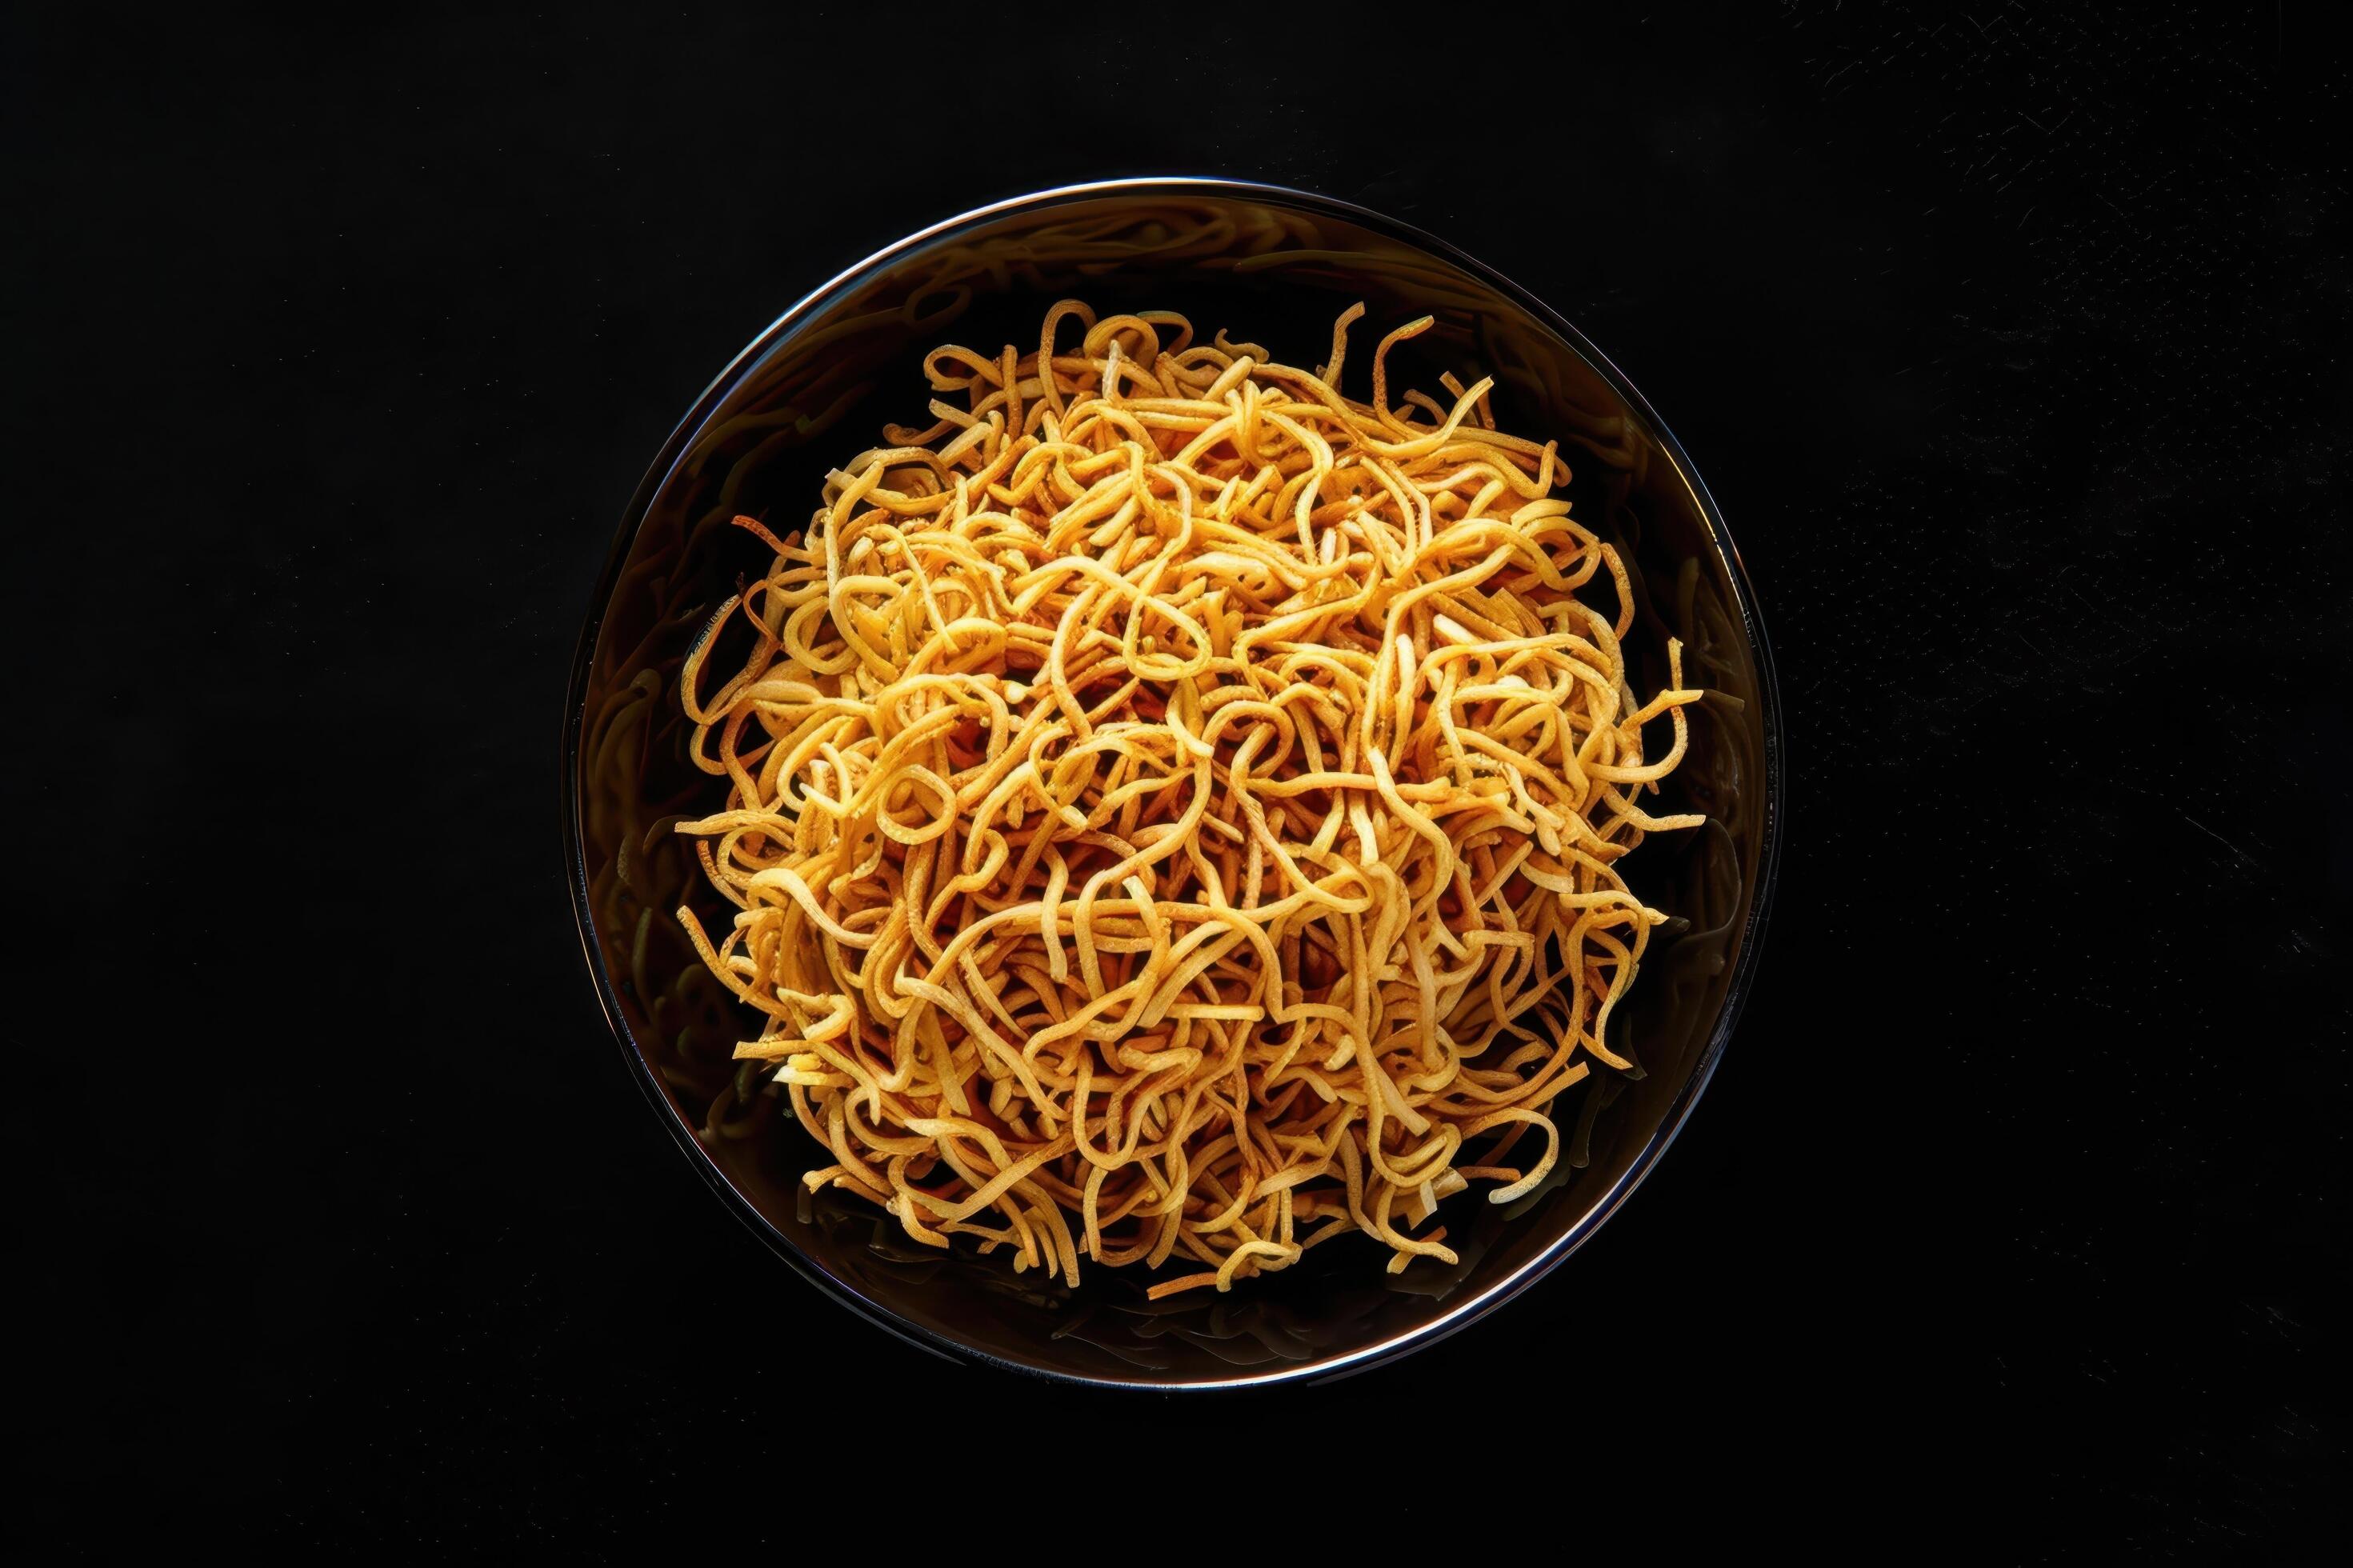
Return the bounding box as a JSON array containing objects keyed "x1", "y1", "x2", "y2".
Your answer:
[{"x1": 676, "y1": 299, "x2": 1702, "y2": 1294}]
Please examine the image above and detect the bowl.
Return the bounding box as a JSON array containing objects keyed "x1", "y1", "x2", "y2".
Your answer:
[{"x1": 561, "y1": 178, "x2": 1783, "y2": 1386}]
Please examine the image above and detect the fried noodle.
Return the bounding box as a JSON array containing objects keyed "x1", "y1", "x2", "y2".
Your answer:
[{"x1": 676, "y1": 300, "x2": 1702, "y2": 1295}]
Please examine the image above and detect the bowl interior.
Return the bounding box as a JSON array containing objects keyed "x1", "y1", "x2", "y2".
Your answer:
[{"x1": 566, "y1": 184, "x2": 1777, "y2": 1384}]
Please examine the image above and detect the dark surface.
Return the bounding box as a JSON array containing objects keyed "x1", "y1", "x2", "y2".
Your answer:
[{"x1": 10, "y1": 2, "x2": 2346, "y2": 1555}]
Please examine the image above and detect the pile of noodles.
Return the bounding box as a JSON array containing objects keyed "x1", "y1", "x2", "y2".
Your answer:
[{"x1": 676, "y1": 300, "x2": 1701, "y2": 1297}]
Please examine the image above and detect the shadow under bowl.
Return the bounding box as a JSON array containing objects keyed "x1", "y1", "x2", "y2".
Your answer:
[{"x1": 562, "y1": 178, "x2": 1784, "y2": 1387}]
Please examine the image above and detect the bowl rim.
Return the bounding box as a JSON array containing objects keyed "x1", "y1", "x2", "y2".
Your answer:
[{"x1": 559, "y1": 175, "x2": 1786, "y2": 1389}]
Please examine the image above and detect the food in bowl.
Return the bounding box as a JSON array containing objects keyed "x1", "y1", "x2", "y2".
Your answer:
[{"x1": 674, "y1": 299, "x2": 1701, "y2": 1297}]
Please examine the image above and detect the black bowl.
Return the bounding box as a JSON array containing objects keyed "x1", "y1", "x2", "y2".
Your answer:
[{"x1": 562, "y1": 178, "x2": 1783, "y2": 1386}]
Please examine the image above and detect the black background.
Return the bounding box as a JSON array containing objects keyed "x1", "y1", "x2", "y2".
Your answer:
[{"x1": 11, "y1": 2, "x2": 2347, "y2": 1556}]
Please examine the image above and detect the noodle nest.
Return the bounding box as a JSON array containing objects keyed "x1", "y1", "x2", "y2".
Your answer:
[{"x1": 678, "y1": 300, "x2": 1701, "y2": 1297}]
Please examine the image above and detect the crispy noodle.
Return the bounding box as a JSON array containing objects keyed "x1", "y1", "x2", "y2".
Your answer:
[{"x1": 676, "y1": 300, "x2": 1702, "y2": 1296}]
